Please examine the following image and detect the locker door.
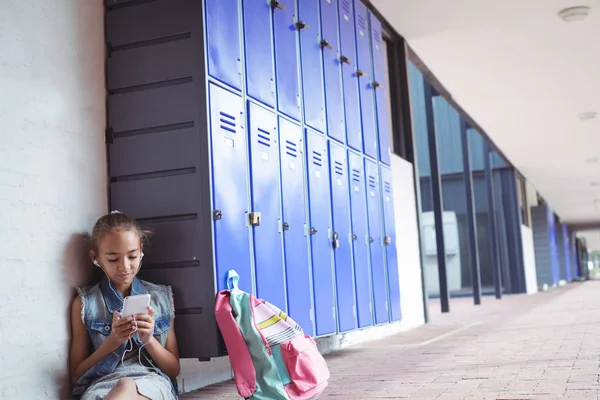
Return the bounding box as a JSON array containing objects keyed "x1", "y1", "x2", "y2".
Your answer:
[
  {"x1": 320, "y1": 0, "x2": 345, "y2": 144},
  {"x1": 306, "y1": 130, "x2": 336, "y2": 336},
  {"x1": 380, "y1": 165, "x2": 401, "y2": 321},
  {"x1": 339, "y1": 0, "x2": 362, "y2": 151},
  {"x1": 329, "y1": 142, "x2": 356, "y2": 332},
  {"x1": 206, "y1": 0, "x2": 242, "y2": 90},
  {"x1": 348, "y1": 151, "x2": 372, "y2": 328},
  {"x1": 279, "y1": 118, "x2": 313, "y2": 335},
  {"x1": 354, "y1": 0, "x2": 377, "y2": 158},
  {"x1": 273, "y1": 0, "x2": 301, "y2": 121},
  {"x1": 248, "y1": 103, "x2": 286, "y2": 310},
  {"x1": 209, "y1": 84, "x2": 252, "y2": 292},
  {"x1": 365, "y1": 159, "x2": 388, "y2": 325},
  {"x1": 369, "y1": 13, "x2": 391, "y2": 166},
  {"x1": 243, "y1": 0, "x2": 275, "y2": 107},
  {"x1": 563, "y1": 225, "x2": 572, "y2": 282},
  {"x1": 299, "y1": 0, "x2": 326, "y2": 133}
]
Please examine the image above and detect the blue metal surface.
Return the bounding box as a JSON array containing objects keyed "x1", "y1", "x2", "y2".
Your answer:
[
  {"x1": 273, "y1": 0, "x2": 301, "y2": 120},
  {"x1": 328, "y1": 141, "x2": 356, "y2": 332},
  {"x1": 206, "y1": 0, "x2": 242, "y2": 90},
  {"x1": 354, "y1": 0, "x2": 376, "y2": 158},
  {"x1": 299, "y1": 0, "x2": 326, "y2": 133},
  {"x1": 369, "y1": 13, "x2": 390, "y2": 165},
  {"x1": 248, "y1": 102, "x2": 286, "y2": 310},
  {"x1": 320, "y1": 0, "x2": 345, "y2": 144},
  {"x1": 208, "y1": 84, "x2": 252, "y2": 292},
  {"x1": 279, "y1": 118, "x2": 314, "y2": 335},
  {"x1": 562, "y1": 224, "x2": 572, "y2": 282},
  {"x1": 380, "y1": 165, "x2": 401, "y2": 321},
  {"x1": 338, "y1": 0, "x2": 362, "y2": 151},
  {"x1": 243, "y1": 0, "x2": 275, "y2": 107},
  {"x1": 306, "y1": 130, "x2": 336, "y2": 336},
  {"x1": 364, "y1": 158, "x2": 388, "y2": 324},
  {"x1": 348, "y1": 151, "x2": 372, "y2": 328},
  {"x1": 547, "y1": 208, "x2": 559, "y2": 285}
]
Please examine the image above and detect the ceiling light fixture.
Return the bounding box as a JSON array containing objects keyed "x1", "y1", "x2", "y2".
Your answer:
[
  {"x1": 578, "y1": 111, "x2": 598, "y2": 121},
  {"x1": 586, "y1": 157, "x2": 600, "y2": 164},
  {"x1": 559, "y1": 6, "x2": 591, "y2": 22}
]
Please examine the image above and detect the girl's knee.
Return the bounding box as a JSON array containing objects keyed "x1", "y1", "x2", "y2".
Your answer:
[{"x1": 115, "y1": 378, "x2": 136, "y2": 390}]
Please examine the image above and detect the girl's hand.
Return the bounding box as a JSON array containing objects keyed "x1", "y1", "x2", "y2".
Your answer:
[
  {"x1": 108, "y1": 312, "x2": 135, "y2": 349},
  {"x1": 135, "y1": 306, "x2": 156, "y2": 344}
]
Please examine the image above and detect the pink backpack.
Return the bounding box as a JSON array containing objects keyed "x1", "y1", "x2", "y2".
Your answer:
[{"x1": 215, "y1": 270, "x2": 330, "y2": 399}]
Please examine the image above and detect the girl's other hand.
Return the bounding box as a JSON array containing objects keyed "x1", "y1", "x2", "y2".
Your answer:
[
  {"x1": 107, "y1": 311, "x2": 135, "y2": 349},
  {"x1": 135, "y1": 306, "x2": 156, "y2": 344}
]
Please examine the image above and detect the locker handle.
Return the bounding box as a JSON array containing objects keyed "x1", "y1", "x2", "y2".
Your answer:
[
  {"x1": 340, "y1": 55, "x2": 351, "y2": 65},
  {"x1": 332, "y1": 232, "x2": 340, "y2": 249},
  {"x1": 270, "y1": 0, "x2": 285, "y2": 10},
  {"x1": 295, "y1": 21, "x2": 309, "y2": 30},
  {"x1": 373, "y1": 81, "x2": 383, "y2": 89},
  {"x1": 249, "y1": 212, "x2": 262, "y2": 227},
  {"x1": 310, "y1": 227, "x2": 318, "y2": 235},
  {"x1": 352, "y1": 234, "x2": 358, "y2": 241},
  {"x1": 355, "y1": 70, "x2": 366, "y2": 77},
  {"x1": 283, "y1": 222, "x2": 290, "y2": 231},
  {"x1": 369, "y1": 236, "x2": 374, "y2": 243},
  {"x1": 213, "y1": 210, "x2": 223, "y2": 221},
  {"x1": 384, "y1": 235, "x2": 392, "y2": 245},
  {"x1": 320, "y1": 39, "x2": 333, "y2": 50}
]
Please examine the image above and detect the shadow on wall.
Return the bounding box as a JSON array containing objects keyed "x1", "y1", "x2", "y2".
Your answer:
[{"x1": 55, "y1": 232, "x2": 103, "y2": 399}]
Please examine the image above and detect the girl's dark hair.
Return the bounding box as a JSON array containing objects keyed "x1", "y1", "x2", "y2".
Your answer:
[{"x1": 90, "y1": 211, "x2": 151, "y2": 251}]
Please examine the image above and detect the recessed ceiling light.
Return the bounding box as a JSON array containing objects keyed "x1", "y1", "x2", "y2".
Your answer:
[
  {"x1": 559, "y1": 6, "x2": 591, "y2": 22},
  {"x1": 578, "y1": 111, "x2": 598, "y2": 121}
]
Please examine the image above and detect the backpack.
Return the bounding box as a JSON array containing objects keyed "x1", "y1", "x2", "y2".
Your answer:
[{"x1": 214, "y1": 270, "x2": 330, "y2": 400}]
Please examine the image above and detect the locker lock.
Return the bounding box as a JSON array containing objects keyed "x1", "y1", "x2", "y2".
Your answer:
[
  {"x1": 369, "y1": 236, "x2": 375, "y2": 243},
  {"x1": 282, "y1": 222, "x2": 290, "y2": 231},
  {"x1": 320, "y1": 39, "x2": 333, "y2": 50},
  {"x1": 332, "y1": 232, "x2": 340, "y2": 249},
  {"x1": 310, "y1": 227, "x2": 318, "y2": 235},
  {"x1": 249, "y1": 212, "x2": 262, "y2": 227},
  {"x1": 352, "y1": 234, "x2": 358, "y2": 241},
  {"x1": 384, "y1": 236, "x2": 392, "y2": 245},
  {"x1": 355, "y1": 69, "x2": 366, "y2": 77},
  {"x1": 213, "y1": 210, "x2": 223, "y2": 221},
  {"x1": 295, "y1": 21, "x2": 309, "y2": 30},
  {"x1": 373, "y1": 81, "x2": 383, "y2": 89},
  {"x1": 340, "y1": 55, "x2": 351, "y2": 65},
  {"x1": 270, "y1": 0, "x2": 285, "y2": 10}
]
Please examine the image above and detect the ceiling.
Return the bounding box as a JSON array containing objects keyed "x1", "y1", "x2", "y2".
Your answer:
[{"x1": 372, "y1": 0, "x2": 600, "y2": 224}]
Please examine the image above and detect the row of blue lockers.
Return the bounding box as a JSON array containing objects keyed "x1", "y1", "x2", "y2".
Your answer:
[
  {"x1": 205, "y1": 0, "x2": 392, "y2": 166},
  {"x1": 209, "y1": 83, "x2": 401, "y2": 336}
]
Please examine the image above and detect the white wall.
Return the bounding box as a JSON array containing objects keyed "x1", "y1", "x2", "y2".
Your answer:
[
  {"x1": 521, "y1": 225, "x2": 539, "y2": 295},
  {"x1": 0, "y1": 1, "x2": 107, "y2": 398}
]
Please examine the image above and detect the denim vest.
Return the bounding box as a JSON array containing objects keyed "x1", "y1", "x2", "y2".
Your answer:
[{"x1": 72, "y1": 277, "x2": 178, "y2": 398}]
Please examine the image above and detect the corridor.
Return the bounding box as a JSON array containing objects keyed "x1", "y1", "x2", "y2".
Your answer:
[{"x1": 182, "y1": 281, "x2": 600, "y2": 399}]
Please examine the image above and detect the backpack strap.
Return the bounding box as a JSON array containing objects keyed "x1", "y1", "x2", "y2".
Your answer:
[
  {"x1": 215, "y1": 290, "x2": 256, "y2": 398},
  {"x1": 226, "y1": 270, "x2": 240, "y2": 291}
]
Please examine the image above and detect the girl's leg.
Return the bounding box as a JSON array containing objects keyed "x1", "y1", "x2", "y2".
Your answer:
[{"x1": 105, "y1": 378, "x2": 150, "y2": 400}]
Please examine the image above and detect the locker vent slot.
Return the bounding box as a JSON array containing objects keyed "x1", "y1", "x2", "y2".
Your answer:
[
  {"x1": 334, "y1": 161, "x2": 344, "y2": 176},
  {"x1": 107, "y1": 0, "x2": 161, "y2": 11},
  {"x1": 341, "y1": 0, "x2": 351, "y2": 14},
  {"x1": 351, "y1": 168, "x2": 361, "y2": 182},
  {"x1": 357, "y1": 14, "x2": 367, "y2": 30},
  {"x1": 257, "y1": 128, "x2": 271, "y2": 147},
  {"x1": 110, "y1": 32, "x2": 192, "y2": 54},
  {"x1": 368, "y1": 175, "x2": 376, "y2": 188},
  {"x1": 109, "y1": 77, "x2": 193, "y2": 95},
  {"x1": 285, "y1": 140, "x2": 298, "y2": 158},
  {"x1": 372, "y1": 29, "x2": 382, "y2": 45},
  {"x1": 384, "y1": 181, "x2": 391, "y2": 193},
  {"x1": 111, "y1": 167, "x2": 196, "y2": 182},
  {"x1": 312, "y1": 151, "x2": 323, "y2": 167},
  {"x1": 136, "y1": 213, "x2": 199, "y2": 225},
  {"x1": 219, "y1": 112, "x2": 237, "y2": 134},
  {"x1": 114, "y1": 121, "x2": 194, "y2": 139}
]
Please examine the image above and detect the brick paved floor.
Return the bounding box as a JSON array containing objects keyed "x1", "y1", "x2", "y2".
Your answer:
[{"x1": 182, "y1": 281, "x2": 600, "y2": 399}]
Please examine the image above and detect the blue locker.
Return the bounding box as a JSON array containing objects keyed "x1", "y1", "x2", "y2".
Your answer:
[
  {"x1": 364, "y1": 159, "x2": 388, "y2": 325},
  {"x1": 354, "y1": 0, "x2": 377, "y2": 158},
  {"x1": 348, "y1": 151, "x2": 372, "y2": 328},
  {"x1": 243, "y1": 0, "x2": 275, "y2": 107},
  {"x1": 273, "y1": 0, "x2": 301, "y2": 120},
  {"x1": 206, "y1": 0, "x2": 242, "y2": 90},
  {"x1": 380, "y1": 165, "x2": 401, "y2": 321},
  {"x1": 209, "y1": 84, "x2": 252, "y2": 292},
  {"x1": 563, "y1": 225, "x2": 572, "y2": 281},
  {"x1": 306, "y1": 130, "x2": 336, "y2": 336},
  {"x1": 299, "y1": 0, "x2": 326, "y2": 133},
  {"x1": 369, "y1": 13, "x2": 391, "y2": 166},
  {"x1": 279, "y1": 118, "x2": 313, "y2": 335},
  {"x1": 320, "y1": 0, "x2": 345, "y2": 144},
  {"x1": 248, "y1": 103, "x2": 286, "y2": 310},
  {"x1": 339, "y1": 0, "x2": 362, "y2": 151},
  {"x1": 328, "y1": 141, "x2": 356, "y2": 332}
]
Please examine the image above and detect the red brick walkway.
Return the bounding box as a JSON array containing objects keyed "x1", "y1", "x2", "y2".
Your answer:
[{"x1": 182, "y1": 281, "x2": 600, "y2": 399}]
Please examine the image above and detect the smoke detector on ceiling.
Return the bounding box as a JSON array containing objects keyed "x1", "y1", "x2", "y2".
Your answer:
[{"x1": 558, "y1": 6, "x2": 591, "y2": 22}]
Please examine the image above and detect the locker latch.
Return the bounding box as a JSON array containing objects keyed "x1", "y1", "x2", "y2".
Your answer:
[
  {"x1": 332, "y1": 232, "x2": 340, "y2": 249},
  {"x1": 249, "y1": 212, "x2": 262, "y2": 227},
  {"x1": 369, "y1": 236, "x2": 375, "y2": 243},
  {"x1": 355, "y1": 69, "x2": 366, "y2": 77},
  {"x1": 295, "y1": 21, "x2": 309, "y2": 30},
  {"x1": 384, "y1": 236, "x2": 392, "y2": 245},
  {"x1": 352, "y1": 234, "x2": 358, "y2": 241},
  {"x1": 320, "y1": 39, "x2": 333, "y2": 50},
  {"x1": 340, "y1": 55, "x2": 351, "y2": 65},
  {"x1": 283, "y1": 222, "x2": 290, "y2": 231},
  {"x1": 373, "y1": 81, "x2": 383, "y2": 89},
  {"x1": 310, "y1": 227, "x2": 318, "y2": 235},
  {"x1": 270, "y1": 0, "x2": 285, "y2": 10},
  {"x1": 213, "y1": 210, "x2": 223, "y2": 221}
]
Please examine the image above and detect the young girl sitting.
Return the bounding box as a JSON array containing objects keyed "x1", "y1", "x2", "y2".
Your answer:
[{"x1": 69, "y1": 211, "x2": 180, "y2": 399}]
